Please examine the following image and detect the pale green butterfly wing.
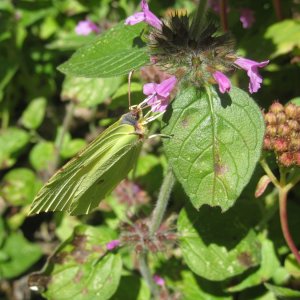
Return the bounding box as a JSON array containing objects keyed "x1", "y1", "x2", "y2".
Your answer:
[{"x1": 29, "y1": 115, "x2": 143, "y2": 216}]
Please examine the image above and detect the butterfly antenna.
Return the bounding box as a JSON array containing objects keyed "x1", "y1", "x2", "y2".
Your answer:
[{"x1": 128, "y1": 70, "x2": 135, "y2": 110}]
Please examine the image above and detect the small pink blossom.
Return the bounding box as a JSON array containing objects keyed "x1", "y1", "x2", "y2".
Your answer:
[
  {"x1": 235, "y1": 58, "x2": 269, "y2": 93},
  {"x1": 213, "y1": 71, "x2": 231, "y2": 93},
  {"x1": 75, "y1": 20, "x2": 100, "y2": 36},
  {"x1": 240, "y1": 8, "x2": 255, "y2": 29},
  {"x1": 106, "y1": 239, "x2": 120, "y2": 251},
  {"x1": 153, "y1": 275, "x2": 165, "y2": 286},
  {"x1": 143, "y1": 76, "x2": 177, "y2": 112},
  {"x1": 208, "y1": 0, "x2": 230, "y2": 14},
  {"x1": 125, "y1": 0, "x2": 162, "y2": 30}
]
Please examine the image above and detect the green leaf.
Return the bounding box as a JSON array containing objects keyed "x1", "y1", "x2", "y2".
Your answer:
[
  {"x1": 228, "y1": 238, "x2": 280, "y2": 292},
  {"x1": 58, "y1": 23, "x2": 149, "y2": 78},
  {"x1": 264, "y1": 20, "x2": 300, "y2": 58},
  {"x1": 0, "y1": 232, "x2": 42, "y2": 279},
  {"x1": 264, "y1": 283, "x2": 300, "y2": 299},
  {"x1": 178, "y1": 271, "x2": 231, "y2": 300},
  {"x1": 21, "y1": 97, "x2": 47, "y2": 129},
  {"x1": 112, "y1": 275, "x2": 151, "y2": 300},
  {"x1": 1, "y1": 168, "x2": 42, "y2": 206},
  {"x1": 29, "y1": 225, "x2": 122, "y2": 300},
  {"x1": 0, "y1": 127, "x2": 30, "y2": 169},
  {"x1": 29, "y1": 141, "x2": 55, "y2": 171},
  {"x1": 177, "y1": 200, "x2": 262, "y2": 281},
  {"x1": 61, "y1": 76, "x2": 122, "y2": 107},
  {"x1": 285, "y1": 253, "x2": 300, "y2": 279},
  {"x1": 162, "y1": 86, "x2": 264, "y2": 211}
]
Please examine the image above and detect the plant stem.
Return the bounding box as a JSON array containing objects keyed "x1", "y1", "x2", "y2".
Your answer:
[
  {"x1": 273, "y1": 0, "x2": 283, "y2": 20},
  {"x1": 48, "y1": 102, "x2": 75, "y2": 177},
  {"x1": 259, "y1": 158, "x2": 280, "y2": 189},
  {"x1": 149, "y1": 168, "x2": 175, "y2": 236},
  {"x1": 138, "y1": 252, "x2": 159, "y2": 298},
  {"x1": 219, "y1": 0, "x2": 229, "y2": 32},
  {"x1": 279, "y1": 188, "x2": 300, "y2": 264}
]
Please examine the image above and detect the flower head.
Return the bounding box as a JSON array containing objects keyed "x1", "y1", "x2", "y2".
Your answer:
[
  {"x1": 153, "y1": 275, "x2": 165, "y2": 287},
  {"x1": 240, "y1": 8, "x2": 255, "y2": 29},
  {"x1": 235, "y1": 58, "x2": 269, "y2": 93},
  {"x1": 75, "y1": 20, "x2": 100, "y2": 36},
  {"x1": 143, "y1": 76, "x2": 177, "y2": 112},
  {"x1": 106, "y1": 239, "x2": 120, "y2": 251},
  {"x1": 213, "y1": 71, "x2": 231, "y2": 93},
  {"x1": 125, "y1": 0, "x2": 162, "y2": 30}
]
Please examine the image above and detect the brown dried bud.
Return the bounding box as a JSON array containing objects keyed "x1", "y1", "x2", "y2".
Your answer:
[
  {"x1": 296, "y1": 107, "x2": 300, "y2": 120},
  {"x1": 287, "y1": 119, "x2": 300, "y2": 131},
  {"x1": 263, "y1": 136, "x2": 272, "y2": 150},
  {"x1": 266, "y1": 125, "x2": 277, "y2": 136},
  {"x1": 277, "y1": 124, "x2": 290, "y2": 136},
  {"x1": 273, "y1": 138, "x2": 288, "y2": 152},
  {"x1": 278, "y1": 152, "x2": 294, "y2": 167},
  {"x1": 270, "y1": 102, "x2": 284, "y2": 114},
  {"x1": 285, "y1": 103, "x2": 297, "y2": 119},
  {"x1": 264, "y1": 112, "x2": 277, "y2": 125},
  {"x1": 276, "y1": 111, "x2": 286, "y2": 124}
]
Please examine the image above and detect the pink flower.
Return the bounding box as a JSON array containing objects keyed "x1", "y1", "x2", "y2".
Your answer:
[
  {"x1": 106, "y1": 239, "x2": 120, "y2": 251},
  {"x1": 213, "y1": 71, "x2": 231, "y2": 93},
  {"x1": 75, "y1": 20, "x2": 100, "y2": 36},
  {"x1": 143, "y1": 76, "x2": 177, "y2": 112},
  {"x1": 235, "y1": 58, "x2": 269, "y2": 93},
  {"x1": 125, "y1": 0, "x2": 162, "y2": 30},
  {"x1": 240, "y1": 8, "x2": 255, "y2": 29},
  {"x1": 153, "y1": 275, "x2": 165, "y2": 286}
]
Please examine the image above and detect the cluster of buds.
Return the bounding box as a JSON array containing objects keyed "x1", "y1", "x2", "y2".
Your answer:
[
  {"x1": 120, "y1": 220, "x2": 177, "y2": 253},
  {"x1": 114, "y1": 180, "x2": 150, "y2": 206},
  {"x1": 264, "y1": 102, "x2": 300, "y2": 167}
]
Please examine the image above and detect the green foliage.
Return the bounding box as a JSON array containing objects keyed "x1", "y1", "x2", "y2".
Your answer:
[
  {"x1": 163, "y1": 86, "x2": 264, "y2": 211},
  {"x1": 178, "y1": 200, "x2": 261, "y2": 281},
  {"x1": 0, "y1": 0, "x2": 300, "y2": 299},
  {"x1": 32, "y1": 225, "x2": 122, "y2": 300},
  {"x1": 58, "y1": 23, "x2": 149, "y2": 78}
]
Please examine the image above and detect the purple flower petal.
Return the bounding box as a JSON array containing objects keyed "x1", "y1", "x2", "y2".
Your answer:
[
  {"x1": 240, "y1": 8, "x2": 255, "y2": 29},
  {"x1": 125, "y1": 12, "x2": 145, "y2": 25},
  {"x1": 106, "y1": 239, "x2": 120, "y2": 251},
  {"x1": 142, "y1": 76, "x2": 177, "y2": 113},
  {"x1": 153, "y1": 275, "x2": 165, "y2": 286},
  {"x1": 213, "y1": 71, "x2": 231, "y2": 93},
  {"x1": 235, "y1": 58, "x2": 269, "y2": 93},
  {"x1": 125, "y1": 0, "x2": 162, "y2": 30},
  {"x1": 75, "y1": 20, "x2": 99, "y2": 36}
]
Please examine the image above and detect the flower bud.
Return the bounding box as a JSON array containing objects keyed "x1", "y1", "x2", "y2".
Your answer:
[
  {"x1": 287, "y1": 119, "x2": 300, "y2": 131},
  {"x1": 255, "y1": 175, "x2": 271, "y2": 198},
  {"x1": 285, "y1": 103, "x2": 297, "y2": 119},
  {"x1": 263, "y1": 136, "x2": 272, "y2": 150},
  {"x1": 273, "y1": 137, "x2": 288, "y2": 152},
  {"x1": 294, "y1": 152, "x2": 300, "y2": 166},
  {"x1": 276, "y1": 111, "x2": 286, "y2": 124},
  {"x1": 277, "y1": 124, "x2": 290, "y2": 136},
  {"x1": 264, "y1": 112, "x2": 277, "y2": 125},
  {"x1": 278, "y1": 152, "x2": 294, "y2": 167},
  {"x1": 290, "y1": 136, "x2": 300, "y2": 151},
  {"x1": 266, "y1": 125, "x2": 277, "y2": 136},
  {"x1": 270, "y1": 101, "x2": 284, "y2": 114}
]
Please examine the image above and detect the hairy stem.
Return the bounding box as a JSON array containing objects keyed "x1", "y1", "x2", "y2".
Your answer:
[
  {"x1": 48, "y1": 102, "x2": 75, "y2": 177},
  {"x1": 138, "y1": 252, "x2": 159, "y2": 298},
  {"x1": 279, "y1": 188, "x2": 300, "y2": 264},
  {"x1": 149, "y1": 168, "x2": 175, "y2": 236}
]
